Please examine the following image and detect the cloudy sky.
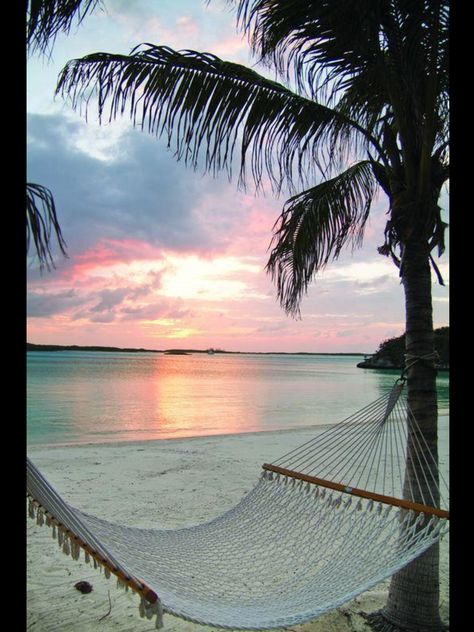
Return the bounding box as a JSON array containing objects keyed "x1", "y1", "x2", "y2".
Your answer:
[{"x1": 27, "y1": 0, "x2": 449, "y2": 353}]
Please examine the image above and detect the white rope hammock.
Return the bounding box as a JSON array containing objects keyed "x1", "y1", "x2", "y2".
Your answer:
[{"x1": 27, "y1": 381, "x2": 449, "y2": 630}]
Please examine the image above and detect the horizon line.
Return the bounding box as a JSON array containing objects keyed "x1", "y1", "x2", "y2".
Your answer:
[{"x1": 26, "y1": 342, "x2": 368, "y2": 356}]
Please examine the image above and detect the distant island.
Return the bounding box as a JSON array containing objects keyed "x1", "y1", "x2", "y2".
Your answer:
[
  {"x1": 27, "y1": 343, "x2": 366, "y2": 356},
  {"x1": 356, "y1": 326, "x2": 449, "y2": 371},
  {"x1": 164, "y1": 349, "x2": 190, "y2": 355},
  {"x1": 27, "y1": 343, "x2": 161, "y2": 354}
]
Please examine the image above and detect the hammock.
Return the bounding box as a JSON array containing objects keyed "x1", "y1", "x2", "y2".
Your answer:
[{"x1": 27, "y1": 381, "x2": 449, "y2": 630}]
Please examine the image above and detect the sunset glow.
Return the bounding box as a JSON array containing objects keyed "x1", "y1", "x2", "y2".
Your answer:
[{"x1": 160, "y1": 255, "x2": 262, "y2": 301}]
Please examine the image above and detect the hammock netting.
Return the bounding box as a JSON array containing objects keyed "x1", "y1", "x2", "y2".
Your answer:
[{"x1": 27, "y1": 381, "x2": 449, "y2": 630}]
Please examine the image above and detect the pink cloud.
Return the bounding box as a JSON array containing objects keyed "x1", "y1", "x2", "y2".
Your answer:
[
  {"x1": 192, "y1": 188, "x2": 281, "y2": 261},
  {"x1": 211, "y1": 34, "x2": 249, "y2": 59},
  {"x1": 59, "y1": 239, "x2": 167, "y2": 282}
]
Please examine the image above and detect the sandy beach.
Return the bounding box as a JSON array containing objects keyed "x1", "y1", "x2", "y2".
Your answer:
[{"x1": 27, "y1": 422, "x2": 449, "y2": 632}]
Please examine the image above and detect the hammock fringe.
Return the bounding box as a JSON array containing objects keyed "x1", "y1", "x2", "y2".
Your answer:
[{"x1": 28, "y1": 495, "x2": 164, "y2": 630}]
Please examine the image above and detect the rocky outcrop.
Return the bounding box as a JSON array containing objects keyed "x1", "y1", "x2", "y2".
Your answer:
[{"x1": 357, "y1": 356, "x2": 398, "y2": 369}]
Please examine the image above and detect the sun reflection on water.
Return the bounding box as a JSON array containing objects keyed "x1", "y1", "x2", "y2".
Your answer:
[{"x1": 27, "y1": 351, "x2": 449, "y2": 447}]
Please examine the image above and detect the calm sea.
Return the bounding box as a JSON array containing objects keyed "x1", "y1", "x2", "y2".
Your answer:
[{"x1": 27, "y1": 351, "x2": 449, "y2": 447}]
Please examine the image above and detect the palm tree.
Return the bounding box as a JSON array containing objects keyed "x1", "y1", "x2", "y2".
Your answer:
[
  {"x1": 54, "y1": 1, "x2": 449, "y2": 630},
  {"x1": 26, "y1": 0, "x2": 103, "y2": 267}
]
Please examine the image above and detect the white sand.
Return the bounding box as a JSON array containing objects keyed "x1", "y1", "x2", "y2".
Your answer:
[{"x1": 27, "y1": 422, "x2": 449, "y2": 632}]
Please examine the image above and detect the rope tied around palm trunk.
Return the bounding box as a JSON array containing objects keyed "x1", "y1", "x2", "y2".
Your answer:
[{"x1": 400, "y1": 351, "x2": 440, "y2": 380}]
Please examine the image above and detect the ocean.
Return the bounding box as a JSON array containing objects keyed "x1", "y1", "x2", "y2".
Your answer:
[{"x1": 27, "y1": 351, "x2": 449, "y2": 447}]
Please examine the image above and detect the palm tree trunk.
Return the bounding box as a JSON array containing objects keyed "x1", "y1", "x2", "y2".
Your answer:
[{"x1": 368, "y1": 241, "x2": 445, "y2": 632}]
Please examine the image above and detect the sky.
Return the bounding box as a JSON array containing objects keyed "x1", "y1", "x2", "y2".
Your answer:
[{"x1": 26, "y1": 0, "x2": 449, "y2": 354}]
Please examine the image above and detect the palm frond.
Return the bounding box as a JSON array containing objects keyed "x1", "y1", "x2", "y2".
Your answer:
[
  {"x1": 27, "y1": 183, "x2": 68, "y2": 271},
  {"x1": 233, "y1": 0, "x2": 388, "y2": 100},
  {"x1": 233, "y1": 2, "x2": 448, "y2": 90},
  {"x1": 232, "y1": 0, "x2": 449, "y2": 164},
  {"x1": 266, "y1": 161, "x2": 376, "y2": 316},
  {"x1": 56, "y1": 44, "x2": 378, "y2": 194},
  {"x1": 27, "y1": 0, "x2": 102, "y2": 57}
]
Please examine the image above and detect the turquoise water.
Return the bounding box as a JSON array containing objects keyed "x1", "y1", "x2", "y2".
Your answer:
[{"x1": 27, "y1": 352, "x2": 449, "y2": 447}]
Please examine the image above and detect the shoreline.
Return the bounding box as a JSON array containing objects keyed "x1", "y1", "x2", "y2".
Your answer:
[
  {"x1": 27, "y1": 421, "x2": 449, "y2": 632},
  {"x1": 26, "y1": 421, "x2": 343, "y2": 452},
  {"x1": 27, "y1": 413, "x2": 450, "y2": 452}
]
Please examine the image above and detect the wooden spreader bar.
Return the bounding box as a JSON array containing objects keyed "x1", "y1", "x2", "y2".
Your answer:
[
  {"x1": 27, "y1": 495, "x2": 159, "y2": 604},
  {"x1": 262, "y1": 464, "x2": 450, "y2": 520}
]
